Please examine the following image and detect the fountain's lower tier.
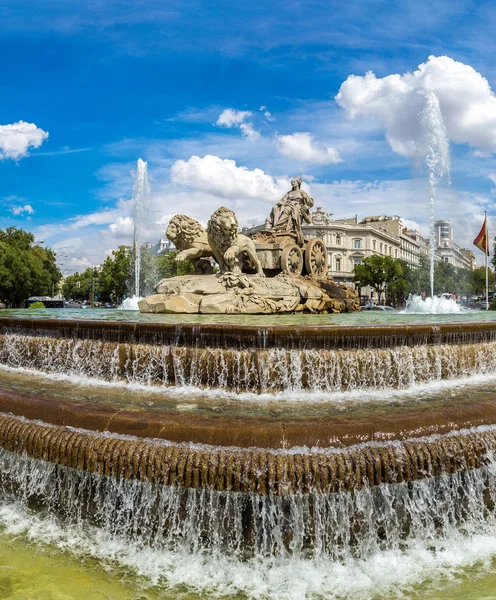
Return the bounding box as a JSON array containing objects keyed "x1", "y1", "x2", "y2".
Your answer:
[{"x1": 1, "y1": 316, "x2": 496, "y2": 562}]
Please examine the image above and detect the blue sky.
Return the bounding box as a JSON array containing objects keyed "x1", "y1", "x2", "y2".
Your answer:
[{"x1": 2, "y1": 0, "x2": 496, "y2": 271}]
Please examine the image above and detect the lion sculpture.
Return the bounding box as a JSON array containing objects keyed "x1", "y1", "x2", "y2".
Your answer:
[
  {"x1": 166, "y1": 214, "x2": 214, "y2": 274},
  {"x1": 206, "y1": 207, "x2": 265, "y2": 276}
]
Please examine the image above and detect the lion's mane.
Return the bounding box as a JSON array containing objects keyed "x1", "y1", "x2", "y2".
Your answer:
[
  {"x1": 167, "y1": 215, "x2": 204, "y2": 251},
  {"x1": 206, "y1": 207, "x2": 239, "y2": 253}
]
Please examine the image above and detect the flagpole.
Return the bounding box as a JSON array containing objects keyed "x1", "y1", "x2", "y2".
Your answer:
[{"x1": 486, "y1": 210, "x2": 489, "y2": 311}]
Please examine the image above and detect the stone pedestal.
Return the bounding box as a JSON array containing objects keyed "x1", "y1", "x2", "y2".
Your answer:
[{"x1": 138, "y1": 273, "x2": 360, "y2": 315}]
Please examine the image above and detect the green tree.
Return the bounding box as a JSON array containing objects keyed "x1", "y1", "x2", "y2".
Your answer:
[
  {"x1": 0, "y1": 228, "x2": 62, "y2": 306},
  {"x1": 97, "y1": 246, "x2": 132, "y2": 303},
  {"x1": 156, "y1": 251, "x2": 195, "y2": 280},
  {"x1": 61, "y1": 269, "x2": 94, "y2": 301},
  {"x1": 404, "y1": 255, "x2": 430, "y2": 296},
  {"x1": 354, "y1": 255, "x2": 406, "y2": 304},
  {"x1": 466, "y1": 266, "x2": 495, "y2": 296},
  {"x1": 139, "y1": 247, "x2": 160, "y2": 297}
]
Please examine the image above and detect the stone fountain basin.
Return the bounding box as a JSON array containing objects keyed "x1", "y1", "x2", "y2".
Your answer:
[{"x1": 0, "y1": 315, "x2": 496, "y2": 496}]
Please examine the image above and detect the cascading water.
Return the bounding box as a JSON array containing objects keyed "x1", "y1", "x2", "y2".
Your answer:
[
  {"x1": 417, "y1": 91, "x2": 451, "y2": 308},
  {"x1": 1, "y1": 317, "x2": 496, "y2": 598},
  {"x1": 120, "y1": 158, "x2": 151, "y2": 310}
]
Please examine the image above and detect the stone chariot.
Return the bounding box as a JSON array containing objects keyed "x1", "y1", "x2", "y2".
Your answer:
[{"x1": 249, "y1": 231, "x2": 328, "y2": 278}]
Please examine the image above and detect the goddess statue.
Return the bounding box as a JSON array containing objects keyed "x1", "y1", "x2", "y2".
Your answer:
[{"x1": 269, "y1": 177, "x2": 314, "y2": 246}]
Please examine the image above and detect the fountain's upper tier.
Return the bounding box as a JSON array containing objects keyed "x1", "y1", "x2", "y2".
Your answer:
[{"x1": 2, "y1": 315, "x2": 496, "y2": 350}]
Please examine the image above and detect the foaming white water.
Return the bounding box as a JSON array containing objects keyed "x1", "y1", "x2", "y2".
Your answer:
[
  {"x1": 118, "y1": 296, "x2": 142, "y2": 310},
  {"x1": 403, "y1": 294, "x2": 466, "y2": 314},
  {"x1": 3, "y1": 455, "x2": 496, "y2": 600},
  {"x1": 3, "y1": 332, "x2": 496, "y2": 396},
  {"x1": 2, "y1": 356, "x2": 496, "y2": 408}
]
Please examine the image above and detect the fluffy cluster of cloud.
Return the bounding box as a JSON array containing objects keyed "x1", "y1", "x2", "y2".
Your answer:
[
  {"x1": 108, "y1": 215, "x2": 134, "y2": 236},
  {"x1": 336, "y1": 55, "x2": 496, "y2": 156},
  {"x1": 11, "y1": 204, "x2": 34, "y2": 216},
  {"x1": 276, "y1": 132, "x2": 342, "y2": 164},
  {"x1": 170, "y1": 154, "x2": 289, "y2": 202},
  {"x1": 216, "y1": 108, "x2": 260, "y2": 140},
  {"x1": 0, "y1": 121, "x2": 48, "y2": 160}
]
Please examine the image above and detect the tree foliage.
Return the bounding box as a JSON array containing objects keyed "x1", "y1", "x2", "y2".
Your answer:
[
  {"x1": 61, "y1": 246, "x2": 195, "y2": 303},
  {"x1": 155, "y1": 251, "x2": 195, "y2": 280},
  {"x1": 353, "y1": 255, "x2": 406, "y2": 303},
  {"x1": 0, "y1": 227, "x2": 61, "y2": 307},
  {"x1": 98, "y1": 246, "x2": 132, "y2": 303},
  {"x1": 354, "y1": 253, "x2": 492, "y2": 307},
  {"x1": 28, "y1": 301, "x2": 46, "y2": 309}
]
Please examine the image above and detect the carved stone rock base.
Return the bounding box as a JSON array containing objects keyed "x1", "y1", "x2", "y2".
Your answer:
[{"x1": 138, "y1": 274, "x2": 360, "y2": 315}]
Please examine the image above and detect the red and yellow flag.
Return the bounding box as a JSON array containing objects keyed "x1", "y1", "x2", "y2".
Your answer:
[{"x1": 473, "y1": 216, "x2": 490, "y2": 255}]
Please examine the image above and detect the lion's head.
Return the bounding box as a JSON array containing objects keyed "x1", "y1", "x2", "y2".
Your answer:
[
  {"x1": 207, "y1": 207, "x2": 239, "y2": 252},
  {"x1": 166, "y1": 214, "x2": 204, "y2": 251}
]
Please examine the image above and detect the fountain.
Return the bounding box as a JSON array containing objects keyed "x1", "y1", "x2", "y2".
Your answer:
[
  {"x1": 0, "y1": 174, "x2": 495, "y2": 597},
  {"x1": 0, "y1": 310, "x2": 495, "y2": 597},
  {"x1": 421, "y1": 91, "x2": 451, "y2": 298},
  {"x1": 119, "y1": 158, "x2": 151, "y2": 310}
]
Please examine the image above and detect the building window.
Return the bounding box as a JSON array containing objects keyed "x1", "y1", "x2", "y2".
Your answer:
[
  {"x1": 336, "y1": 235, "x2": 341, "y2": 245},
  {"x1": 335, "y1": 257, "x2": 341, "y2": 271},
  {"x1": 353, "y1": 259, "x2": 361, "y2": 266},
  {"x1": 380, "y1": 243, "x2": 383, "y2": 253},
  {"x1": 444, "y1": 257, "x2": 449, "y2": 262},
  {"x1": 373, "y1": 240, "x2": 376, "y2": 250},
  {"x1": 353, "y1": 239, "x2": 361, "y2": 249},
  {"x1": 389, "y1": 247, "x2": 392, "y2": 255},
  {"x1": 395, "y1": 249, "x2": 398, "y2": 258}
]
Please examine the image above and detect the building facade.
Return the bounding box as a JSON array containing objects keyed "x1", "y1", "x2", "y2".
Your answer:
[
  {"x1": 300, "y1": 209, "x2": 475, "y2": 299},
  {"x1": 434, "y1": 220, "x2": 475, "y2": 270},
  {"x1": 302, "y1": 209, "x2": 404, "y2": 288}
]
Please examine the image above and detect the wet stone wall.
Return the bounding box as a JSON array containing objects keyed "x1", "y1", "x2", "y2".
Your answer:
[
  {"x1": 2, "y1": 332, "x2": 496, "y2": 392},
  {"x1": 1, "y1": 420, "x2": 496, "y2": 557}
]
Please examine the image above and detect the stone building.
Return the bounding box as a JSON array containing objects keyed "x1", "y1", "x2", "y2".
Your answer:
[
  {"x1": 301, "y1": 209, "x2": 475, "y2": 300},
  {"x1": 153, "y1": 238, "x2": 176, "y2": 254},
  {"x1": 434, "y1": 220, "x2": 475, "y2": 270},
  {"x1": 302, "y1": 208, "x2": 425, "y2": 289}
]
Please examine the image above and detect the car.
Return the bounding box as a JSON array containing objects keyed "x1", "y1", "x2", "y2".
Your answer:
[{"x1": 369, "y1": 305, "x2": 395, "y2": 311}]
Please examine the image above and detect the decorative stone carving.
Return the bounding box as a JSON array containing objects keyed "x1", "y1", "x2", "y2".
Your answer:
[
  {"x1": 269, "y1": 177, "x2": 314, "y2": 246},
  {"x1": 206, "y1": 207, "x2": 265, "y2": 276},
  {"x1": 311, "y1": 206, "x2": 333, "y2": 226},
  {"x1": 140, "y1": 180, "x2": 360, "y2": 315},
  {"x1": 166, "y1": 215, "x2": 214, "y2": 274},
  {"x1": 139, "y1": 272, "x2": 360, "y2": 315}
]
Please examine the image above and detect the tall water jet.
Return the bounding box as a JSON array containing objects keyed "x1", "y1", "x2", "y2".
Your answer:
[
  {"x1": 419, "y1": 91, "x2": 451, "y2": 298},
  {"x1": 132, "y1": 158, "x2": 151, "y2": 299}
]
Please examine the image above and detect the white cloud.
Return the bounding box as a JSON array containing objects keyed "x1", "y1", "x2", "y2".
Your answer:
[
  {"x1": 488, "y1": 173, "x2": 496, "y2": 185},
  {"x1": 170, "y1": 155, "x2": 289, "y2": 202},
  {"x1": 259, "y1": 106, "x2": 275, "y2": 121},
  {"x1": 108, "y1": 216, "x2": 134, "y2": 236},
  {"x1": 0, "y1": 121, "x2": 48, "y2": 160},
  {"x1": 401, "y1": 218, "x2": 426, "y2": 235},
  {"x1": 336, "y1": 55, "x2": 496, "y2": 156},
  {"x1": 276, "y1": 132, "x2": 342, "y2": 164},
  {"x1": 216, "y1": 109, "x2": 252, "y2": 127},
  {"x1": 239, "y1": 122, "x2": 260, "y2": 141},
  {"x1": 216, "y1": 108, "x2": 260, "y2": 140},
  {"x1": 11, "y1": 204, "x2": 34, "y2": 216}
]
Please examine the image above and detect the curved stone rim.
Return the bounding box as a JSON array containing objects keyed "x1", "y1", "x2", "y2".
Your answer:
[
  {"x1": 1, "y1": 387, "x2": 496, "y2": 449},
  {"x1": 0, "y1": 412, "x2": 494, "y2": 495}
]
